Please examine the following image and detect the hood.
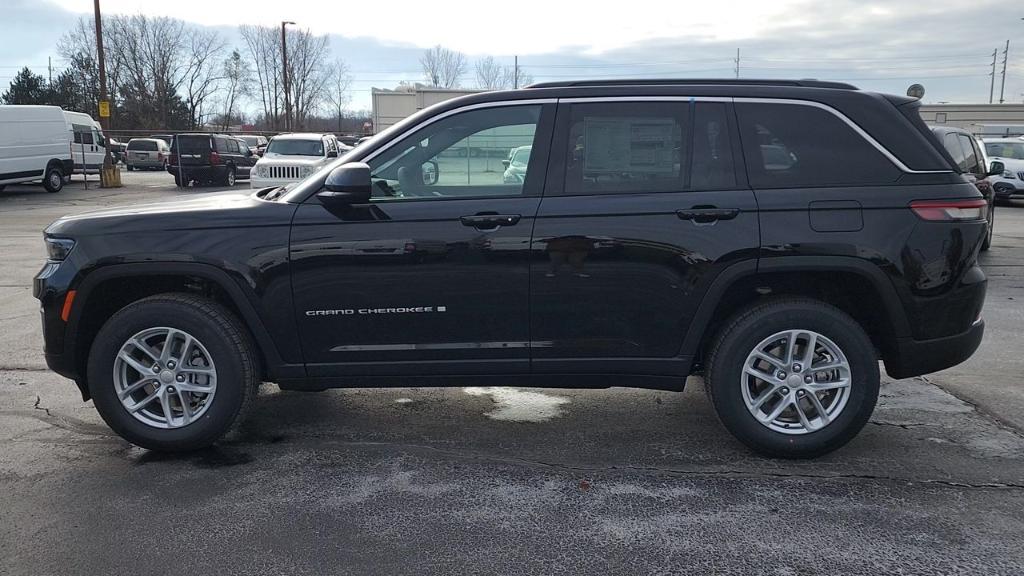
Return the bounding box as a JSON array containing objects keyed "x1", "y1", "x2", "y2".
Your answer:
[
  {"x1": 257, "y1": 154, "x2": 328, "y2": 166},
  {"x1": 45, "y1": 191, "x2": 295, "y2": 237},
  {"x1": 989, "y1": 155, "x2": 1024, "y2": 170}
]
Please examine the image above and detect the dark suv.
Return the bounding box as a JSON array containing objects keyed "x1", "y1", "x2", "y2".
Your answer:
[
  {"x1": 167, "y1": 134, "x2": 256, "y2": 187},
  {"x1": 35, "y1": 80, "x2": 990, "y2": 458}
]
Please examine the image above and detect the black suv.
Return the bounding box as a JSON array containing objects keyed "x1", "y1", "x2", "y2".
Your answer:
[
  {"x1": 167, "y1": 133, "x2": 256, "y2": 187},
  {"x1": 35, "y1": 80, "x2": 990, "y2": 457}
]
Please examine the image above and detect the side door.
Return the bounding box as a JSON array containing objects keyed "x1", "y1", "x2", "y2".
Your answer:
[
  {"x1": 530, "y1": 99, "x2": 758, "y2": 376},
  {"x1": 290, "y1": 101, "x2": 555, "y2": 378}
]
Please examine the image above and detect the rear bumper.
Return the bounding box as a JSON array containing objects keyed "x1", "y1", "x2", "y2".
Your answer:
[
  {"x1": 884, "y1": 318, "x2": 984, "y2": 379},
  {"x1": 167, "y1": 165, "x2": 227, "y2": 180}
]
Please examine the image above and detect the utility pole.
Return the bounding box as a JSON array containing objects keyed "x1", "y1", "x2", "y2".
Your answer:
[
  {"x1": 281, "y1": 21, "x2": 295, "y2": 131},
  {"x1": 734, "y1": 48, "x2": 740, "y2": 78},
  {"x1": 48, "y1": 57, "x2": 52, "y2": 87},
  {"x1": 514, "y1": 55, "x2": 519, "y2": 89},
  {"x1": 999, "y1": 40, "x2": 1010, "y2": 104},
  {"x1": 989, "y1": 48, "x2": 997, "y2": 104},
  {"x1": 93, "y1": 0, "x2": 115, "y2": 182}
]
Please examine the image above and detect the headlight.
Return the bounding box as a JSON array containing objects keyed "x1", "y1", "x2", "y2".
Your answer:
[
  {"x1": 300, "y1": 166, "x2": 314, "y2": 178},
  {"x1": 256, "y1": 165, "x2": 268, "y2": 178},
  {"x1": 45, "y1": 237, "x2": 75, "y2": 261},
  {"x1": 1003, "y1": 170, "x2": 1016, "y2": 179}
]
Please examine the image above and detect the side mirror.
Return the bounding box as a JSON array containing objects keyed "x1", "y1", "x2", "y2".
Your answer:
[
  {"x1": 327, "y1": 149, "x2": 338, "y2": 158},
  {"x1": 422, "y1": 160, "x2": 439, "y2": 185},
  {"x1": 319, "y1": 162, "x2": 372, "y2": 205},
  {"x1": 501, "y1": 159, "x2": 510, "y2": 169},
  {"x1": 246, "y1": 148, "x2": 253, "y2": 157},
  {"x1": 989, "y1": 160, "x2": 1005, "y2": 177}
]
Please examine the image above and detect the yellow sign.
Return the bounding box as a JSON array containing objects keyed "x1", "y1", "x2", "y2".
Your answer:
[{"x1": 98, "y1": 100, "x2": 110, "y2": 118}]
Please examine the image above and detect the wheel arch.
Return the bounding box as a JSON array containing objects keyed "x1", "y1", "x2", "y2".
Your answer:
[
  {"x1": 681, "y1": 257, "x2": 912, "y2": 372},
  {"x1": 67, "y1": 262, "x2": 295, "y2": 398}
]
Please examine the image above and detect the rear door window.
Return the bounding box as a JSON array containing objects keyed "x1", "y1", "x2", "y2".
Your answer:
[
  {"x1": 691, "y1": 102, "x2": 737, "y2": 190},
  {"x1": 736, "y1": 102, "x2": 901, "y2": 188},
  {"x1": 957, "y1": 134, "x2": 981, "y2": 176},
  {"x1": 562, "y1": 101, "x2": 686, "y2": 195}
]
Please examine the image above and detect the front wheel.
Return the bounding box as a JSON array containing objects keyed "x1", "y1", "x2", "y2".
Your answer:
[
  {"x1": 87, "y1": 294, "x2": 259, "y2": 451},
  {"x1": 705, "y1": 298, "x2": 879, "y2": 458}
]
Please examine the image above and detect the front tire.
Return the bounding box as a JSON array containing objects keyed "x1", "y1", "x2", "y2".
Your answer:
[
  {"x1": 43, "y1": 165, "x2": 64, "y2": 193},
  {"x1": 87, "y1": 294, "x2": 258, "y2": 451},
  {"x1": 705, "y1": 298, "x2": 879, "y2": 458}
]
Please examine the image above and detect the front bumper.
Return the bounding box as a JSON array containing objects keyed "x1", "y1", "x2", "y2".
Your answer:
[
  {"x1": 884, "y1": 318, "x2": 985, "y2": 379},
  {"x1": 992, "y1": 177, "x2": 1024, "y2": 197},
  {"x1": 250, "y1": 176, "x2": 300, "y2": 189}
]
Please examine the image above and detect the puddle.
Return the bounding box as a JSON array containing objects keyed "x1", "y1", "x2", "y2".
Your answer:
[{"x1": 463, "y1": 387, "x2": 569, "y2": 422}]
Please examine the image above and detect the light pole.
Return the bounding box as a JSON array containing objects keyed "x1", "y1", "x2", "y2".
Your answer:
[{"x1": 281, "y1": 21, "x2": 295, "y2": 131}]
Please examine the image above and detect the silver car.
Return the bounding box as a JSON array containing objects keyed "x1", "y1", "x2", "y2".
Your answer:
[{"x1": 125, "y1": 138, "x2": 170, "y2": 171}]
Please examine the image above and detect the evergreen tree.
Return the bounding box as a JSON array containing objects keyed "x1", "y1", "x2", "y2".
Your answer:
[{"x1": 1, "y1": 67, "x2": 49, "y2": 105}]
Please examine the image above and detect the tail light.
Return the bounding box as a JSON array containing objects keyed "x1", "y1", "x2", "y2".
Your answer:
[
  {"x1": 210, "y1": 151, "x2": 221, "y2": 165},
  {"x1": 157, "y1": 152, "x2": 164, "y2": 161},
  {"x1": 910, "y1": 199, "x2": 987, "y2": 221},
  {"x1": 404, "y1": 242, "x2": 416, "y2": 253},
  {"x1": 169, "y1": 153, "x2": 177, "y2": 165}
]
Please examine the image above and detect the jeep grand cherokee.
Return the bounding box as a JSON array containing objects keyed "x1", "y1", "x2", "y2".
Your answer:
[{"x1": 35, "y1": 79, "x2": 990, "y2": 458}]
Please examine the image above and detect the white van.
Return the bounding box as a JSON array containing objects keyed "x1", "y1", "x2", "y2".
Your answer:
[
  {"x1": 63, "y1": 110, "x2": 107, "y2": 175},
  {"x1": 0, "y1": 105, "x2": 74, "y2": 193}
]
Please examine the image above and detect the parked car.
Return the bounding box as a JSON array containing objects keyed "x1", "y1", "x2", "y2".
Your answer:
[
  {"x1": 502, "y1": 145, "x2": 531, "y2": 183},
  {"x1": 125, "y1": 138, "x2": 170, "y2": 171},
  {"x1": 983, "y1": 137, "x2": 1024, "y2": 202},
  {"x1": 37, "y1": 79, "x2": 988, "y2": 458},
  {"x1": 108, "y1": 138, "x2": 127, "y2": 164},
  {"x1": 250, "y1": 133, "x2": 340, "y2": 189},
  {"x1": 150, "y1": 134, "x2": 174, "y2": 147},
  {"x1": 166, "y1": 133, "x2": 255, "y2": 187},
  {"x1": 930, "y1": 126, "x2": 999, "y2": 251},
  {"x1": 64, "y1": 110, "x2": 106, "y2": 175},
  {"x1": 0, "y1": 104, "x2": 72, "y2": 193},
  {"x1": 239, "y1": 134, "x2": 269, "y2": 157}
]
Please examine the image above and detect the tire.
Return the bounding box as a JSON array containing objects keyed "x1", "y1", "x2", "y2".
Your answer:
[
  {"x1": 981, "y1": 201, "x2": 994, "y2": 252},
  {"x1": 173, "y1": 174, "x2": 184, "y2": 188},
  {"x1": 87, "y1": 293, "x2": 259, "y2": 452},
  {"x1": 126, "y1": 164, "x2": 134, "y2": 171},
  {"x1": 42, "y1": 165, "x2": 64, "y2": 193},
  {"x1": 223, "y1": 167, "x2": 236, "y2": 187},
  {"x1": 705, "y1": 297, "x2": 880, "y2": 459}
]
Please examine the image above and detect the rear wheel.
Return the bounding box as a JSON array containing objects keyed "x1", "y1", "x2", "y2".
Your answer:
[
  {"x1": 42, "y1": 165, "x2": 63, "y2": 193},
  {"x1": 126, "y1": 164, "x2": 134, "y2": 171},
  {"x1": 87, "y1": 294, "x2": 258, "y2": 451},
  {"x1": 981, "y1": 201, "x2": 994, "y2": 251},
  {"x1": 705, "y1": 298, "x2": 879, "y2": 458},
  {"x1": 173, "y1": 174, "x2": 185, "y2": 187},
  {"x1": 222, "y1": 167, "x2": 236, "y2": 187}
]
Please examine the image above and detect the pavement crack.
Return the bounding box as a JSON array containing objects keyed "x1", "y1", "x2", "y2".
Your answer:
[
  {"x1": 869, "y1": 420, "x2": 928, "y2": 430},
  {"x1": 33, "y1": 395, "x2": 51, "y2": 417}
]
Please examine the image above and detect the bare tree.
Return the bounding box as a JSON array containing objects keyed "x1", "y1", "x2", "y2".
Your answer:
[
  {"x1": 220, "y1": 50, "x2": 252, "y2": 130},
  {"x1": 181, "y1": 28, "x2": 227, "y2": 128},
  {"x1": 474, "y1": 56, "x2": 532, "y2": 90},
  {"x1": 240, "y1": 24, "x2": 283, "y2": 129},
  {"x1": 285, "y1": 27, "x2": 332, "y2": 130},
  {"x1": 324, "y1": 58, "x2": 353, "y2": 132},
  {"x1": 420, "y1": 45, "x2": 466, "y2": 88},
  {"x1": 475, "y1": 56, "x2": 505, "y2": 90}
]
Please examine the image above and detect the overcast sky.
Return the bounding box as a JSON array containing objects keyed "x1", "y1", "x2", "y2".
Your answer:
[{"x1": 3, "y1": 0, "x2": 1023, "y2": 114}]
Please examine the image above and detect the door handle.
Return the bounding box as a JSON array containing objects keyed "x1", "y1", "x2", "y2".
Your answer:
[
  {"x1": 460, "y1": 214, "x2": 521, "y2": 230},
  {"x1": 676, "y1": 207, "x2": 740, "y2": 224}
]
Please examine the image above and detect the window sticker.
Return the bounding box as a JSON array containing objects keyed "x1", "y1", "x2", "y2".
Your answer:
[{"x1": 583, "y1": 117, "x2": 676, "y2": 174}]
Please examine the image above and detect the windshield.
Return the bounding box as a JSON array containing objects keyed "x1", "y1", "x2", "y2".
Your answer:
[
  {"x1": 986, "y1": 142, "x2": 1024, "y2": 160},
  {"x1": 127, "y1": 140, "x2": 158, "y2": 151},
  {"x1": 267, "y1": 139, "x2": 323, "y2": 156},
  {"x1": 241, "y1": 136, "x2": 262, "y2": 146}
]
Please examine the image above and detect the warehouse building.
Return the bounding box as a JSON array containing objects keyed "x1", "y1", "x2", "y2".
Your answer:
[
  {"x1": 371, "y1": 85, "x2": 483, "y2": 133},
  {"x1": 918, "y1": 103, "x2": 1024, "y2": 137}
]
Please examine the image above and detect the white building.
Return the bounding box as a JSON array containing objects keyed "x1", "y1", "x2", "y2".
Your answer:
[
  {"x1": 371, "y1": 85, "x2": 483, "y2": 133},
  {"x1": 918, "y1": 104, "x2": 1024, "y2": 137}
]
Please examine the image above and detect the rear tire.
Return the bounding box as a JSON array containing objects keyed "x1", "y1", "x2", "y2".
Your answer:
[
  {"x1": 981, "y1": 201, "x2": 994, "y2": 251},
  {"x1": 42, "y1": 165, "x2": 63, "y2": 193},
  {"x1": 87, "y1": 293, "x2": 259, "y2": 452},
  {"x1": 222, "y1": 167, "x2": 236, "y2": 187},
  {"x1": 126, "y1": 164, "x2": 134, "y2": 171},
  {"x1": 173, "y1": 174, "x2": 184, "y2": 187},
  {"x1": 705, "y1": 297, "x2": 879, "y2": 459}
]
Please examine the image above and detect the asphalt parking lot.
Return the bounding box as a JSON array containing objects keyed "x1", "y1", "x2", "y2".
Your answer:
[{"x1": 2, "y1": 172, "x2": 1024, "y2": 575}]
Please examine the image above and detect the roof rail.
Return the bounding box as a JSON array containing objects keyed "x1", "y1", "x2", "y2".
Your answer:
[{"x1": 525, "y1": 78, "x2": 859, "y2": 90}]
